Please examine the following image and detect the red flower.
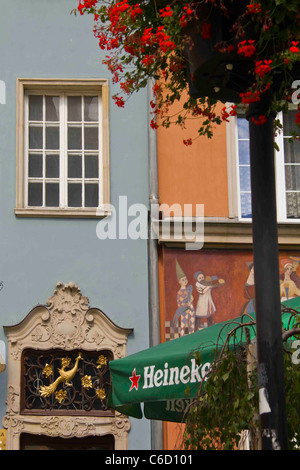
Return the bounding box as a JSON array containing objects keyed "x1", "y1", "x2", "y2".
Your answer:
[
  {"x1": 252, "y1": 114, "x2": 267, "y2": 125},
  {"x1": 247, "y1": 3, "x2": 262, "y2": 14},
  {"x1": 78, "y1": 0, "x2": 97, "y2": 14},
  {"x1": 237, "y1": 39, "x2": 256, "y2": 57},
  {"x1": 150, "y1": 119, "x2": 158, "y2": 130},
  {"x1": 183, "y1": 138, "x2": 193, "y2": 146},
  {"x1": 217, "y1": 44, "x2": 235, "y2": 54},
  {"x1": 113, "y1": 96, "x2": 125, "y2": 108},
  {"x1": 180, "y1": 15, "x2": 188, "y2": 28},
  {"x1": 240, "y1": 90, "x2": 261, "y2": 104},
  {"x1": 221, "y1": 105, "x2": 237, "y2": 122},
  {"x1": 159, "y1": 6, "x2": 173, "y2": 18},
  {"x1": 290, "y1": 41, "x2": 299, "y2": 53},
  {"x1": 255, "y1": 60, "x2": 272, "y2": 78},
  {"x1": 141, "y1": 55, "x2": 155, "y2": 67},
  {"x1": 183, "y1": 5, "x2": 193, "y2": 15},
  {"x1": 180, "y1": 5, "x2": 194, "y2": 28}
]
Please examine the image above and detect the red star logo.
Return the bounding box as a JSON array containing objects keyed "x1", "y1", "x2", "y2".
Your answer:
[{"x1": 129, "y1": 368, "x2": 141, "y2": 391}]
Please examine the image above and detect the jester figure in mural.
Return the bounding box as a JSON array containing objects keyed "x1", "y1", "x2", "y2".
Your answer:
[
  {"x1": 194, "y1": 271, "x2": 225, "y2": 329},
  {"x1": 172, "y1": 260, "x2": 195, "y2": 337},
  {"x1": 280, "y1": 257, "x2": 300, "y2": 300},
  {"x1": 241, "y1": 262, "x2": 256, "y2": 315}
]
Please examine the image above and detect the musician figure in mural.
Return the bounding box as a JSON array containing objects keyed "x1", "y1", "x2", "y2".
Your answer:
[
  {"x1": 194, "y1": 271, "x2": 225, "y2": 330},
  {"x1": 172, "y1": 260, "x2": 195, "y2": 337},
  {"x1": 280, "y1": 258, "x2": 300, "y2": 300}
]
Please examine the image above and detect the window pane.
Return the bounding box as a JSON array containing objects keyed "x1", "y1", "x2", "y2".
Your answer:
[
  {"x1": 29, "y1": 126, "x2": 43, "y2": 149},
  {"x1": 46, "y1": 126, "x2": 59, "y2": 150},
  {"x1": 84, "y1": 96, "x2": 98, "y2": 121},
  {"x1": 284, "y1": 138, "x2": 300, "y2": 164},
  {"x1": 68, "y1": 96, "x2": 82, "y2": 121},
  {"x1": 68, "y1": 154, "x2": 82, "y2": 178},
  {"x1": 286, "y1": 192, "x2": 300, "y2": 218},
  {"x1": 28, "y1": 182, "x2": 43, "y2": 206},
  {"x1": 283, "y1": 110, "x2": 299, "y2": 136},
  {"x1": 46, "y1": 183, "x2": 59, "y2": 207},
  {"x1": 85, "y1": 154, "x2": 99, "y2": 178},
  {"x1": 46, "y1": 96, "x2": 59, "y2": 121},
  {"x1": 84, "y1": 126, "x2": 98, "y2": 150},
  {"x1": 46, "y1": 154, "x2": 59, "y2": 178},
  {"x1": 240, "y1": 192, "x2": 252, "y2": 218},
  {"x1": 68, "y1": 126, "x2": 82, "y2": 150},
  {"x1": 237, "y1": 118, "x2": 249, "y2": 140},
  {"x1": 29, "y1": 95, "x2": 43, "y2": 121},
  {"x1": 239, "y1": 166, "x2": 251, "y2": 191},
  {"x1": 285, "y1": 165, "x2": 300, "y2": 191},
  {"x1": 29, "y1": 153, "x2": 43, "y2": 178},
  {"x1": 85, "y1": 183, "x2": 99, "y2": 207},
  {"x1": 68, "y1": 183, "x2": 82, "y2": 207},
  {"x1": 238, "y1": 140, "x2": 250, "y2": 165}
]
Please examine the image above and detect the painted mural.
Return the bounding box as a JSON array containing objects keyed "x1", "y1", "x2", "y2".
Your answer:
[{"x1": 163, "y1": 249, "x2": 300, "y2": 341}]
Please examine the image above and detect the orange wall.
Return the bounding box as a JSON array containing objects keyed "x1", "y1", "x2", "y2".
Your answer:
[
  {"x1": 157, "y1": 102, "x2": 229, "y2": 218},
  {"x1": 157, "y1": 100, "x2": 230, "y2": 449}
]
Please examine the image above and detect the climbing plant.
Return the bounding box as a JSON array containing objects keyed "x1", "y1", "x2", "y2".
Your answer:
[{"x1": 183, "y1": 306, "x2": 300, "y2": 450}]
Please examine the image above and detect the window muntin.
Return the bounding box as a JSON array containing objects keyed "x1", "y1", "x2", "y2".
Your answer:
[
  {"x1": 236, "y1": 110, "x2": 300, "y2": 221},
  {"x1": 25, "y1": 93, "x2": 102, "y2": 210}
]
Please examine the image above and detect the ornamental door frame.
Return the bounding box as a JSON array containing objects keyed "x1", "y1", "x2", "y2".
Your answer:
[{"x1": 3, "y1": 282, "x2": 133, "y2": 450}]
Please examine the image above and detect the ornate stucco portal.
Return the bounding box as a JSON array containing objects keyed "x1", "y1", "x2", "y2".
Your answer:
[{"x1": 3, "y1": 282, "x2": 132, "y2": 450}]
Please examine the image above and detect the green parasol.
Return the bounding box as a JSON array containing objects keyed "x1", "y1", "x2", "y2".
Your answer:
[{"x1": 108, "y1": 297, "x2": 300, "y2": 422}]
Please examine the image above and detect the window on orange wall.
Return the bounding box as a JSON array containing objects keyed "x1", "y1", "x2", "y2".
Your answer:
[{"x1": 235, "y1": 107, "x2": 300, "y2": 221}]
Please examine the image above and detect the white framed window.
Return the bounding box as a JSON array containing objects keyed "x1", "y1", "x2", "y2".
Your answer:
[
  {"x1": 15, "y1": 79, "x2": 110, "y2": 218},
  {"x1": 275, "y1": 109, "x2": 300, "y2": 221},
  {"x1": 228, "y1": 107, "x2": 300, "y2": 222}
]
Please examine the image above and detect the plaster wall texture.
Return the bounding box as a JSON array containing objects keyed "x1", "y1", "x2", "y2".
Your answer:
[{"x1": 0, "y1": 0, "x2": 150, "y2": 449}]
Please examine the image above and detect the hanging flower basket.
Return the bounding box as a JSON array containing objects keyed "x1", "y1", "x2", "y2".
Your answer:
[
  {"x1": 75, "y1": 0, "x2": 300, "y2": 143},
  {"x1": 182, "y1": 5, "x2": 255, "y2": 102},
  {"x1": 183, "y1": 2, "x2": 300, "y2": 104}
]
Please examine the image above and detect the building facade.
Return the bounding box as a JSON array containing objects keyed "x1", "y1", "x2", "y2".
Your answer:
[
  {"x1": 156, "y1": 100, "x2": 300, "y2": 449},
  {"x1": 1, "y1": 0, "x2": 299, "y2": 452},
  {"x1": 0, "y1": 0, "x2": 152, "y2": 450}
]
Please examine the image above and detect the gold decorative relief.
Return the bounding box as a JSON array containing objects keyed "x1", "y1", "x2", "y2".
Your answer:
[
  {"x1": 55, "y1": 390, "x2": 67, "y2": 404},
  {"x1": 81, "y1": 375, "x2": 93, "y2": 389},
  {"x1": 42, "y1": 363, "x2": 53, "y2": 378},
  {"x1": 39, "y1": 353, "x2": 82, "y2": 398},
  {"x1": 97, "y1": 355, "x2": 108, "y2": 368},
  {"x1": 96, "y1": 388, "x2": 106, "y2": 401}
]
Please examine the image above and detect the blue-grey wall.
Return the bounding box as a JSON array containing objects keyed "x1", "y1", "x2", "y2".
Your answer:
[{"x1": 0, "y1": 0, "x2": 150, "y2": 449}]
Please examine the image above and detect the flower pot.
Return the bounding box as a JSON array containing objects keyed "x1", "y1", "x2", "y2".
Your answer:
[
  {"x1": 183, "y1": 2, "x2": 300, "y2": 103},
  {"x1": 183, "y1": 4, "x2": 254, "y2": 102}
]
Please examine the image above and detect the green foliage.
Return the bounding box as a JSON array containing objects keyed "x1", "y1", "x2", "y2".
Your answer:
[
  {"x1": 284, "y1": 351, "x2": 300, "y2": 449},
  {"x1": 183, "y1": 347, "x2": 259, "y2": 450},
  {"x1": 183, "y1": 340, "x2": 300, "y2": 450}
]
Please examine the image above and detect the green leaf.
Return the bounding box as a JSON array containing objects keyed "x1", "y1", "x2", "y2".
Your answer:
[{"x1": 222, "y1": 372, "x2": 230, "y2": 382}]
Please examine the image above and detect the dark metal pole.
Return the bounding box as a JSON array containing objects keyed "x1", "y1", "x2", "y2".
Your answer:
[{"x1": 246, "y1": 94, "x2": 288, "y2": 450}]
